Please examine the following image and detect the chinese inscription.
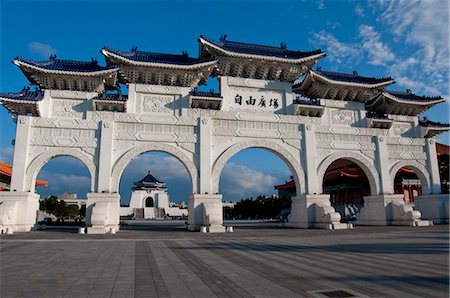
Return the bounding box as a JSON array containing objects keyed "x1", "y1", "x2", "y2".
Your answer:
[{"x1": 235, "y1": 94, "x2": 278, "y2": 109}]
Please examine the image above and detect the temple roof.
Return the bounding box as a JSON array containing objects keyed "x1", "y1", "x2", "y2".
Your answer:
[
  {"x1": 0, "y1": 87, "x2": 44, "y2": 116},
  {"x1": 366, "y1": 90, "x2": 444, "y2": 116},
  {"x1": 419, "y1": 118, "x2": 450, "y2": 138},
  {"x1": 294, "y1": 69, "x2": 394, "y2": 102},
  {"x1": 199, "y1": 35, "x2": 325, "y2": 62},
  {"x1": 0, "y1": 87, "x2": 44, "y2": 102},
  {"x1": 102, "y1": 47, "x2": 218, "y2": 69},
  {"x1": 132, "y1": 170, "x2": 167, "y2": 191},
  {"x1": 93, "y1": 92, "x2": 128, "y2": 102},
  {"x1": 13, "y1": 56, "x2": 119, "y2": 92},
  {"x1": 189, "y1": 89, "x2": 222, "y2": 98},
  {"x1": 294, "y1": 69, "x2": 394, "y2": 89},
  {"x1": 312, "y1": 69, "x2": 394, "y2": 86},
  {"x1": 14, "y1": 56, "x2": 119, "y2": 75},
  {"x1": 189, "y1": 89, "x2": 223, "y2": 110}
]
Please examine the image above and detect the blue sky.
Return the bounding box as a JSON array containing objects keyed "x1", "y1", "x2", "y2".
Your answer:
[{"x1": 1, "y1": 0, "x2": 449, "y2": 203}]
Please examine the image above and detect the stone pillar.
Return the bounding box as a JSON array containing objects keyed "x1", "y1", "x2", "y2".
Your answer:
[
  {"x1": 288, "y1": 194, "x2": 349, "y2": 230},
  {"x1": 0, "y1": 191, "x2": 40, "y2": 232},
  {"x1": 414, "y1": 194, "x2": 449, "y2": 224},
  {"x1": 187, "y1": 194, "x2": 225, "y2": 232},
  {"x1": 375, "y1": 136, "x2": 392, "y2": 194},
  {"x1": 302, "y1": 124, "x2": 319, "y2": 194},
  {"x1": 97, "y1": 120, "x2": 114, "y2": 193},
  {"x1": 425, "y1": 139, "x2": 441, "y2": 194},
  {"x1": 86, "y1": 193, "x2": 120, "y2": 234},
  {"x1": 10, "y1": 116, "x2": 32, "y2": 192},
  {"x1": 199, "y1": 116, "x2": 212, "y2": 194},
  {"x1": 356, "y1": 195, "x2": 431, "y2": 226}
]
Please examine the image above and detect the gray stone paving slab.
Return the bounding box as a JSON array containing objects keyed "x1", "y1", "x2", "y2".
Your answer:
[{"x1": 0, "y1": 224, "x2": 449, "y2": 297}]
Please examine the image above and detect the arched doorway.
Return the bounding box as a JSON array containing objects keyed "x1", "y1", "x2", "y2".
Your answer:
[
  {"x1": 118, "y1": 151, "x2": 191, "y2": 226},
  {"x1": 322, "y1": 159, "x2": 371, "y2": 221},
  {"x1": 35, "y1": 156, "x2": 91, "y2": 227},
  {"x1": 216, "y1": 146, "x2": 299, "y2": 223},
  {"x1": 144, "y1": 197, "x2": 154, "y2": 207},
  {"x1": 394, "y1": 167, "x2": 422, "y2": 204}
]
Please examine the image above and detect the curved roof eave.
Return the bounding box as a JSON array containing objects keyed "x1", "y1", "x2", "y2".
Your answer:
[
  {"x1": 13, "y1": 59, "x2": 120, "y2": 77},
  {"x1": 199, "y1": 36, "x2": 325, "y2": 64},
  {"x1": 101, "y1": 49, "x2": 218, "y2": 70}
]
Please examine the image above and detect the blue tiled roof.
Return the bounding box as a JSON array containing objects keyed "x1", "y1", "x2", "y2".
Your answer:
[
  {"x1": 15, "y1": 56, "x2": 117, "y2": 73},
  {"x1": 132, "y1": 171, "x2": 166, "y2": 190},
  {"x1": 189, "y1": 89, "x2": 222, "y2": 98},
  {"x1": 200, "y1": 35, "x2": 323, "y2": 59},
  {"x1": 103, "y1": 47, "x2": 217, "y2": 65},
  {"x1": 94, "y1": 92, "x2": 128, "y2": 102},
  {"x1": 314, "y1": 69, "x2": 393, "y2": 85},
  {"x1": 387, "y1": 90, "x2": 443, "y2": 102},
  {"x1": 419, "y1": 118, "x2": 449, "y2": 128},
  {"x1": 0, "y1": 87, "x2": 44, "y2": 101}
]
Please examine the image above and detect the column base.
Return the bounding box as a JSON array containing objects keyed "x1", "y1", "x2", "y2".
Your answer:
[
  {"x1": 0, "y1": 191, "x2": 40, "y2": 233},
  {"x1": 188, "y1": 194, "x2": 225, "y2": 232},
  {"x1": 414, "y1": 194, "x2": 449, "y2": 224},
  {"x1": 86, "y1": 193, "x2": 120, "y2": 234},
  {"x1": 287, "y1": 194, "x2": 350, "y2": 230},
  {"x1": 355, "y1": 195, "x2": 432, "y2": 226}
]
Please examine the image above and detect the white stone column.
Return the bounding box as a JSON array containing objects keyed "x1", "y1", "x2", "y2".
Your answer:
[
  {"x1": 375, "y1": 136, "x2": 392, "y2": 194},
  {"x1": 425, "y1": 139, "x2": 441, "y2": 194},
  {"x1": 97, "y1": 120, "x2": 114, "y2": 193},
  {"x1": 187, "y1": 116, "x2": 225, "y2": 232},
  {"x1": 199, "y1": 116, "x2": 212, "y2": 194},
  {"x1": 302, "y1": 124, "x2": 319, "y2": 194},
  {"x1": 127, "y1": 83, "x2": 137, "y2": 113},
  {"x1": 10, "y1": 116, "x2": 32, "y2": 192},
  {"x1": 86, "y1": 192, "x2": 120, "y2": 234},
  {"x1": 187, "y1": 194, "x2": 224, "y2": 232}
]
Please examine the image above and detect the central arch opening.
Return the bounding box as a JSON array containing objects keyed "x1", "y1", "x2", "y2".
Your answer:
[
  {"x1": 118, "y1": 151, "x2": 191, "y2": 230},
  {"x1": 322, "y1": 158, "x2": 370, "y2": 222},
  {"x1": 218, "y1": 148, "x2": 296, "y2": 226}
]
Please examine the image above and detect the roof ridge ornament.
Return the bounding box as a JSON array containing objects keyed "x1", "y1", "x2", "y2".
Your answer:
[
  {"x1": 49, "y1": 54, "x2": 57, "y2": 60},
  {"x1": 280, "y1": 42, "x2": 287, "y2": 50},
  {"x1": 219, "y1": 34, "x2": 227, "y2": 42},
  {"x1": 353, "y1": 70, "x2": 358, "y2": 76},
  {"x1": 131, "y1": 46, "x2": 138, "y2": 52}
]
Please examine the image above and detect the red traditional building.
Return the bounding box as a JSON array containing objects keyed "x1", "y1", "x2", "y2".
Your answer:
[{"x1": 0, "y1": 162, "x2": 47, "y2": 191}]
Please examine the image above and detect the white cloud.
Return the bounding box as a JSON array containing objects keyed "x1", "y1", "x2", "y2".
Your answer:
[
  {"x1": 220, "y1": 163, "x2": 278, "y2": 200},
  {"x1": 359, "y1": 25, "x2": 395, "y2": 66},
  {"x1": 326, "y1": 21, "x2": 341, "y2": 29},
  {"x1": 28, "y1": 42, "x2": 57, "y2": 58},
  {"x1": 0, "y1": 146, "x2": 14, "y2": 163},
  {"x1": 317, "y1": 0, "x2": 324, "y2": 10},
  {"x1": 124, "y1": 153, "x2": 189, "y2": 182},
  {"x1": 354, "y1": 5, "x2": 366, "y2": 17},
  {"x1": 312, "y1": 30, "x2": 361, "y2": 66},
  {"x1": 377, "y1": 0, "x2": 449, "y2": 98},
  {"x1": 37, "y1": 171, "x2": 90, "y2": 197}
]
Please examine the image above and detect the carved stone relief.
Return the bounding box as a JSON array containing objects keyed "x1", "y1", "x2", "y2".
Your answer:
[
  {"x1": 52, "y1": 99, "x2": 85, "y2": 118},
  {"x1": 331, "y1": 110, "x2": 354, "y2": 125},
  {"x1": 142, "y1": 95, "x2": 174, "y2": 113}
]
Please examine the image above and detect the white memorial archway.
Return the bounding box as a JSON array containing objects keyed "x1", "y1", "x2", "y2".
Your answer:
[{"x1": 0, "y1": 35, "x2": 447, "y2": 233}]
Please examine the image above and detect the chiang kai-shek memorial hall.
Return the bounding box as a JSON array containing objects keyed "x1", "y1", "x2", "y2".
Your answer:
[{"x1": 0, "y1": 35, "x2": 448, "y2": 233}]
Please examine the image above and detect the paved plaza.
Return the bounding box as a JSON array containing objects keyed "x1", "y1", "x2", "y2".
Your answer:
[{"x1": 1, "y1": 223, "x2": 449, "y2": 297}]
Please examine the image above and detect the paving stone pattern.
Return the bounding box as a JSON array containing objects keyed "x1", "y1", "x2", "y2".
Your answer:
[{"x1": 0, "y1": 225, "x2": 449, "y2": 297}]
